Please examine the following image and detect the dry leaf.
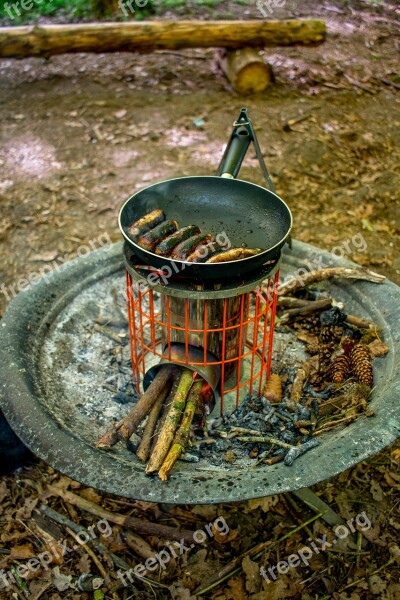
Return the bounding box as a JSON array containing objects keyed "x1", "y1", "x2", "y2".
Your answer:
[
  {"x1": 0, "y1": 481, "x2": 9, "y2": 503},
  {"x1": 226, "y1": 575, "x2": 248, "y2": 600},
  {"x1": 370, "y1": 479, "x2": 385, "y2": 502},
  {"x1": 368, "y1": 339, "x2": 389, "y2": 357},
  {"x1": 391, "y1": 449, "x2": 400, "y2": 463},
  {"x1": 242, "y1": 555, "x2": 262, "y2": 594},
  {"x1": 9, "y1": 544, "x2": 36, "y2": 559},
  {"x1": 247, "y1": 496, "x2": 279, "y2": 513},
  {"x1": 79, "y1": 487, "x2": 102, "y2": 504}
]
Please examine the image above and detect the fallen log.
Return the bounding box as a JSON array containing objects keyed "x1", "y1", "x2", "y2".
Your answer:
[
  {"x1": 0, "y1": 19, "x2": 326, "y2": 59},
  {"x1": 217, "y1": 48, "x2": 273, "y2": 93}
]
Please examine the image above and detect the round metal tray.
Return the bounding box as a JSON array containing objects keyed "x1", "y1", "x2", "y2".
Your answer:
[{"x1": 0, "y1": 241, "x2": 399, "y2": 503}]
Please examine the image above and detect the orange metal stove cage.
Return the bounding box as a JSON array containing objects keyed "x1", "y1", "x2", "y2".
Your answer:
[{"x1": 126, "y1": 270, "x2": 279, "y2": 414}]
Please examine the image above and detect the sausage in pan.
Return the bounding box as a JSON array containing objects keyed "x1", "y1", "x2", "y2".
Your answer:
[
  {"x1": 127, "y1": 209, "x2": 165, "y2": 239},
  {"x1": 137, "y1": 220, "x2": 179, "y2": 252},
  {"x1": 155, "y1": 225, "x2": 201, "y2": 256},
  {"x1": 206, "y1": 248, "x2": 263, "y2": 263},
  {"x1": 186, "y1": 241, "x2": 226, "y2": 263}
]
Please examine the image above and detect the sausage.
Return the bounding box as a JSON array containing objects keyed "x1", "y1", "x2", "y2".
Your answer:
[
  {"x1": 206, "y1": 248, "x2": 263, "y2": 263},
  {"x1": 186, "y1": 241, "x2": 227, "y2": 263},
  {"x1": 127, "y1": 209, "x2": 165, "y2": 239},
  {"x1": 154, "y1": 225, "x2": 201, "y2": 257},
  {"x1": 170, "y1": 233, "x2": 213, "y2": 260},
  {"x1": 137, "y1": 220, "x2": 179, "y2": 252}
]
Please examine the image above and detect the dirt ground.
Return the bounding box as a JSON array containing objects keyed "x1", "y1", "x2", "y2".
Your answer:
[{"x1": 0, "y1": 1, "x2": 399, "y2": 599}]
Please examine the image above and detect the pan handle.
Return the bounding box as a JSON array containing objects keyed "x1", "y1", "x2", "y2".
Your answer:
[
  {"x1": 217, "y1": 126, "x2": 252, "y2": 179},
  {"x1": 217, "y1": 108, "x2": 276, "y2": 192}
]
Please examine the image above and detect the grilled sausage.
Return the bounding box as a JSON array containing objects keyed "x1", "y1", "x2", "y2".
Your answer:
[
  {"x1": 170, "y1": 232, "x2": 213, "y2": 260},
  {"x1": 137, "y1": 220, "x2": 179, "y2": 252},
  {"x1": 206, "y1": 247, "x2": 263, "y2": 263},
  {"x1": 186, "y1": 241, "x2": 227, "y2": 263},
  {"x1": 154, "y1": 225, "x2": 201, "y2": 256},
  {"x1": 127, "y1": 209, "x2": 165, "y2": 239}
]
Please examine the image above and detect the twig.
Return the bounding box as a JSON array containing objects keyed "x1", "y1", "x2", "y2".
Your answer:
[
  {"x1": 97, "y1": 365, "x2": 174, "y2": 448},
  {"x1": 346, "y1": 313, "x2": 380, "y2": 331},
  {"x1": 376, "y1": 76, "x2": 400, "y2": 91},
  {"x1": 47, "y1": 486, "x2": 195, "y2": 543},
  {"x1": 277, "y1": 267, "x2": 385, "y2": 296},
  {"x1": 344, "y1": 74, "x2": 376, "y2": 94},
  {"x1": 338, "y1": 557, "x2": 395, "y2": 592},
  {"x1": 93, "y1": 323, "x2": 125, "y2": 344},
  {"x1": 40, "y1": 505, "x2": 129, "y2": 571},
  {"x1": 236, "y1": 436, "x2": 293, "y2": 448},
  {"x1": 279, "y1": 298, "x2": 332, "y2": 323}
]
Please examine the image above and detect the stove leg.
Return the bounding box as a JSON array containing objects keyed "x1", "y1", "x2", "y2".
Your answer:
[{"x1": 289, "y1": 487, "x2": 345, "y2": 527}]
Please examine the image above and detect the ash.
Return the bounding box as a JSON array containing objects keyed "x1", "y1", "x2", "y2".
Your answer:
[{"x1": 195, "y1": 392, "x2": 320, "y2": 468}]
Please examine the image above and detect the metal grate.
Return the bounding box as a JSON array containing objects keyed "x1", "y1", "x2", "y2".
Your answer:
[{"x1": 126, "y1": 270, "x2": 279, "y2": 414}]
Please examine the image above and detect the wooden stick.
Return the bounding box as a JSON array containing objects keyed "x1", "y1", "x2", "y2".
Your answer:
[
  {"x1": 146, "y1": 368, "x2": 194, "y2": 474},
  {"x1": 277, "y1": 267, "x2": 385, "y2": 296},
  {"x1": 47, "y1": 486, "x2": 195, "y2": 543},
  {"x1": 39, "y1": 505, "x2": 130, "y2": 572},
  {"x1": 236, "y1": 436, "x2": 293, "y2": 449},
  {"x1": 278, "y1": 296, "x2": 317, "y2": 309},
  {"x1": 158, "y1": 379, "x2": 203, "y2": 481},
  {"x1": 279, "y1": 298, "x2": 332, "y2": 323},
  {"x1": 346, "y1": 314, "x2": 379, "y2": 330},
  {"x1": 0, "y1": 20, "x2": 326, "y2": 59},
  {"x1": 97, "y1": 365, "x2": 174, "y2": 449},
  {"x1": 136, "y1": 380, "x2": 172, "y2": 462}
]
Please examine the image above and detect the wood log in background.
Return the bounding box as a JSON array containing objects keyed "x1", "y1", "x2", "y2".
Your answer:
[
  {"x1": 218, "y1": 48, "x2": 274, "y2": 94},
  {"x1": 0, "y1": 19, "x2": 326, "y2": 59}
]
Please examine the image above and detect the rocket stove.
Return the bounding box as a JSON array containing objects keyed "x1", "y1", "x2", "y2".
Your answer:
[
  {"x1": 119, "y1": 108, "x2": 291, "y2": 415},
  {"x1": 124, "y1": 243, "x2": 279, "y2": 415}
]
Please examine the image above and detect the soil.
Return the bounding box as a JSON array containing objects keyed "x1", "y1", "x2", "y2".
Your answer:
[{"x1": 0, "y1": 1, "x2": 399, "y2": 599}]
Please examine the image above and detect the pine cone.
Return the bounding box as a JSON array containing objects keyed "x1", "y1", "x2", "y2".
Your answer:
[
  {"x1": 342, "y1": 336, "x2": 357, "y2": 354},
  {"x1": 350, "y1": 343, "x2": 373, "y2": 388},
  {"x1": 329, "y1": 354, "x2": 351, "y2": 383},
  {"x1": 320, "y1": 325, "x2": 343, "y2": 344},
  {"x1": 319, "y1": 341, "x2": 336, "y2": 370},
  {"x1": 296, "y1": 314, "x2": 321, "y2": 333},
  {"x1": 262, "y1": 373, "x2": 282, "y2": 404}
]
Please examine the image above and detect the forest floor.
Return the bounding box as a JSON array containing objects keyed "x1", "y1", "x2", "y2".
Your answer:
[{"x1": 0, "y1": 1, "x2": 399, "y2": 599}]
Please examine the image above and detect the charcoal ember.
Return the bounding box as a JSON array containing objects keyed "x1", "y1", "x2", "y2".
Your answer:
[
  {"x1": 261, "y1": 397, "x2": 272, "y2": 412},
  {"x1": 284, "y1": 438, "x2": 321, "y2": 466},
  {"x1": 295, "y1": 406, "x2": 311, "y2": 421},
  {"x1": 279, "y1": 430, "x2": 295, "y2": 444},
  {"x1": 320, "y1": 306, "x2": 347, "y2": 327},
  {"x1": 207, "y1": 417, "x2": 223, "y2": 430},
  {"x1": 112, "y1": 391, "x2": 135, "y2": 405}
]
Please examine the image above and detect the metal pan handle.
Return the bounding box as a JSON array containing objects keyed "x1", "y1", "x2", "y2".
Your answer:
[
  {"x1": 216, "y1": 107, "x2": 276, "y2": 193},
  {"x1": 217, "y1": 126, "x2": 252, "y2": 179}
]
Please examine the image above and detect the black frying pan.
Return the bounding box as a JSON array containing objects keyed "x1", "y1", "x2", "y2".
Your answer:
[{"x1": 119, "y1": 109, "x2": 292, "y2": 282}]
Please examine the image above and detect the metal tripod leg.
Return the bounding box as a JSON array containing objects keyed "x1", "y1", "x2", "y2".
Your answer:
[{"x1": 290, "y1": 487, "x2": 345, "y2": 526}]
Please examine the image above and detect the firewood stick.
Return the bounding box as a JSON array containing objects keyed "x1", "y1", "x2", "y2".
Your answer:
[
  {"x1": 146, "y1": 368, "x2": 194, "y2": 474},
  {"x1": 158, "y1": 379, "x2": 203, "y2": 481},
  {"x1": 277, "y1": 267, "x2": 385, "y2": 296},
  {"x1": 346, "y1": 314, "x2": 379, "y2": 330},
  {"x1": 150, "y1": 374, "x2": 180, "y2": 452},
  {"x1": 278, "y1": 296, "x2": 321, "y2": 309},
  {"x1": 279, "y1": 298, "x2": 332, "y2": 323},
  {"x1": 47, "y1": 485, "x2": 195, "y2": 543},
  {"x1": 97, "y1": 365, "x2": 174, "y2": 449},
  {"x1": 136, "y1": 380, "x2": 172, "y2": 462}
]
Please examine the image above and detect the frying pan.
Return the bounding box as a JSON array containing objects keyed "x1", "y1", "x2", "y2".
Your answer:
[{"x1": 119, "y1": 108, "x2": 292, "y2": 282}]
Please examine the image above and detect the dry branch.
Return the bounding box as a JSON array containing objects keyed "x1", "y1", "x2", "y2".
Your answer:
[
  {"x1": 47, "y1": 486, "x2": 195, "y2": 543},
  {"x1": 136, "y1": 383, "x2": 170, "y2": 462},
  {"x1": 279, "y1": 298, "x2": 332, "y2": 323},
  {"x1": 97, "y1": 365, "x2": 174, "y2": 449},
  {"x1": 0, "y1": 20, "x2": 326, "y2": 58},
  {"x1": 278, "y1": 267, "x2": 385, "y2": 296}
]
